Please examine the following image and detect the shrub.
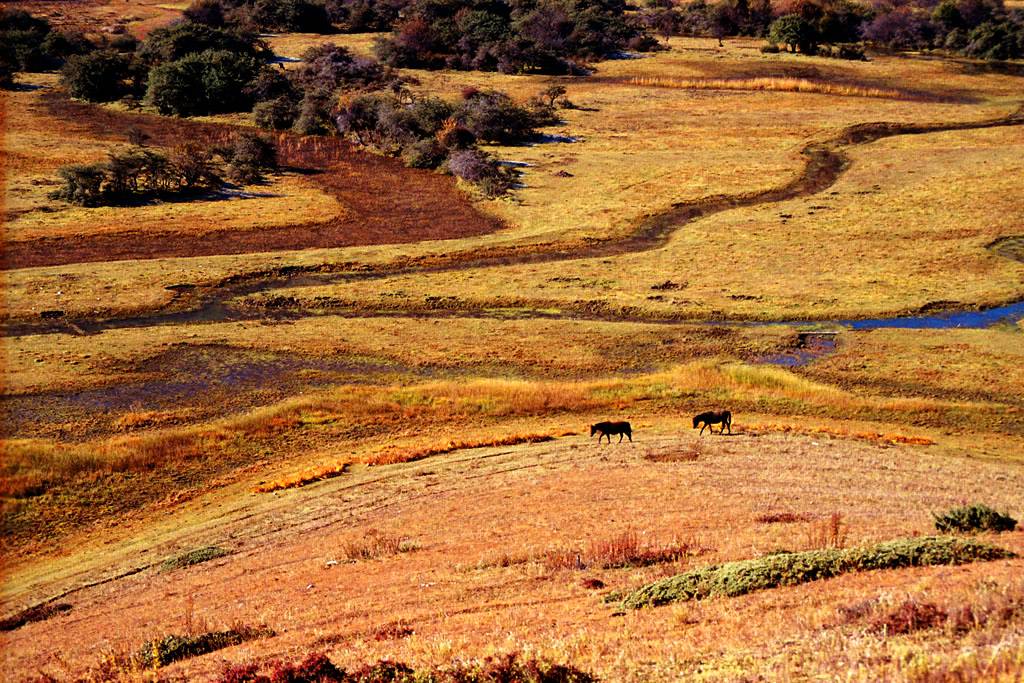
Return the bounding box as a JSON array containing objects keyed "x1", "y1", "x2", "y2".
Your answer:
[
  {"x1": 61, "y1": 50, "x2": 136, "y2": 102},
  {"x1": 160, "y1": 545, "x2": 231, "y2": 572},
  {"x1": 326, "y1": 0, "x2": 405, "y2": 31},
  {"x1": 0, "y1": 602, "x2": 71, "y2": 632},
  {"x1": 137, "y1": 21, "x2": 264, "y2": 65},
  {"x1": 226, "y1": 132, "x2": 277, "y2": 184},
  {"x1": 867, "y1": 598, "x2": 948, "y2": 635},
  {"x1": 219, "y1": 652, "x2": 594, "y2": 683},
  {"x1": 254, "y1": 95, "x2": 300, "y2": 130},
  {"x1": 146, "y1": 49, "x2": 261, "y2": 116},
  {"x1": 52, "y1": 164, "x2": 108, "y2": 206},
  {"x1": 456, "y1": 89, "x2": 539, "y2": 144},
  {"x1": 934, "y1": 504, "x2": 1018, "y2": 533},
  {"x1": 447, "y1": 149, "x2": 515, "y2": 197},
  {"x1": 622, "y1": 537, "x2": 1016, "y2": 608},
  {"x1": 137, "y1": 626, "x2": 273, "y2": 667}
]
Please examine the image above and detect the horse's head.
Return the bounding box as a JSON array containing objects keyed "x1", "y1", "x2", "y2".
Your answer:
[
  {"x1": 590, "y1": 424, "x2": 598, "y2": 437},
  {"x1": 692, "y1": 415, "x2": 700, "y2": 429}
]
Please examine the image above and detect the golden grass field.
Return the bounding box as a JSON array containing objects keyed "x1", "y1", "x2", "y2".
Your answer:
[{"x1": 2, "y1": 6, "x2": 1024, "y2": 681}]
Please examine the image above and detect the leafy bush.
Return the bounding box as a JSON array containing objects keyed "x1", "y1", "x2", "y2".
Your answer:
[
  {"x1": 137, "y1": 21, "x2": 264, "y2": 65},
  {"x1": 254, "y1": 96, "x2": 300, "y2": 130},
  {"x1": 225, "y1": 132, "x2": 277, "y2": 184},
  {"x1": 219, "y1": 652, "x2": 595, "y2": 682},
  {"x1": 623, "y1": 537, "x2": 1016, "y2": 608},
  {"x1": 160, "y1": 545, "x2": 231, "y2": 572},
  {"x1": 137, "y1": 626, "x2": 273, "y2": 667},
  {"x1": 456, "y1": 89, "x2": 540, "y2": 144},
  {"x1": 146, "y1": 49, "x2": 261, "y2": 116},
  {"x1": 934, "y1": 504, "x2": 1018, "y2": 533},
  {"x1": 447, "y1": 149, "x2": 516, "y2": 196},
  {"x1": 326, "y1": 0, "x2": 406, "y2": 32},
  {"x1": 0, "y1": 602, "x2": 71, "y2": 632},
  {"x1": 61, "y1": 50, "x2": 139, "y2": 102}
]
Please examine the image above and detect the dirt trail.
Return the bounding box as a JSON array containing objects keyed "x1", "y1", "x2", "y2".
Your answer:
[{"x1": 5, "y1": 103, "x2": 1023, "y2": 337}]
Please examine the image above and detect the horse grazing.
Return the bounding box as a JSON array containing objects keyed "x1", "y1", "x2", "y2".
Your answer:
[
  {"x1": 693, "y1": 410, "x2": 732, "y2": 435},
  {"x1": 591, "y1": 421, "x2": 632, "y2": 444}
]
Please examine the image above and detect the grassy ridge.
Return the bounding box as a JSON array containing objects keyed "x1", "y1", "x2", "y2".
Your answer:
[{"x1": 623, "y1": 537, "x2": 1016, "y2": 608}]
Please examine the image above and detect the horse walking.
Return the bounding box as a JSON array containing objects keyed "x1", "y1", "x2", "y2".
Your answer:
[
  {"x1": 591, "y1": 421, "x2": 632, "y2": 444},
  {"x1": 693, "y1": 410, "x2": 731, "y2": 435}
]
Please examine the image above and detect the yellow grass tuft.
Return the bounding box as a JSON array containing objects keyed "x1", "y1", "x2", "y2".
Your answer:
[
  {"x1": 363, "y1": 433, "x2": 559, "y2": 466},
  {"x1": 253, "y1": 462, "x2": 351, "y2": 494},
  {"x1": 626, "y1": 75, "x2": 907, "y2": 100},
  {"x1": 753, "y1": 421, "x2": 936, "y2": 446}
]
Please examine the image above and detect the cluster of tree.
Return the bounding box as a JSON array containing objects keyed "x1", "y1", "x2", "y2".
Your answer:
[
  {"x1": 51, "y1": 132, "x2": 277, "y2": 206},
  {"x1": 335, "y1": 86, "x2": 567, "y2": 195},
  {"x1": 183, "y1": 0, "x2": 332, "y2": 33},
  {"x1": 253, "y1": 43, "x2": 399, "y2": 134},
  {"x1": 372, "y1": 0, "x2": 661, "y2": 74},
  {"x1": 184, "y1": 0, "x2": 406, "y2": 33},
  {"x1": 1, "y1": 10, "x2": 98, "y2": 88},
  {"x1": 637, "y1": 0, "x2": 1022, "y2": 60},
  {"x1": 863, "y1": 0, "x2": 1023, "y2": 59}
]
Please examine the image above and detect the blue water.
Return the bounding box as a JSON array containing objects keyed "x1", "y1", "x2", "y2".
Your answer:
[{"x1": 840, "y1": 300, "x2": 1024, "y2": 330}]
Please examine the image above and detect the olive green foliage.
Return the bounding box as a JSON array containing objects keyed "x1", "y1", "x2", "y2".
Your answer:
[
  {"x1": 137, "y1": 626, "x2": 273, "y2": 667},
  {"x1": 623, "y1": 537, "x2": 1016, "y2": 608},
  {"x1": 933, "y1": 504, "x2": 1018, "y2": 534},
  {"x1": 160, "y1": 545, "x2": 231, "y2": 572}
]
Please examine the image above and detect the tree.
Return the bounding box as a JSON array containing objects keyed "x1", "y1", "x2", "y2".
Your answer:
[
  {"x1": 225, "y1": 132, "x2": 277, "y2": 183},
  {"x1": 146, "y1": 49, "x2": 260, "y2": 116},
  {"x1": 52, "y1": 164, "x2": 107, "y2": 206},
  {"x1": 769, "y1": 13, "x2": 820, "y2": 52},
  {"x1": 169, "y1": 142, "x2": 221, "y2": 191},
  {"x1": 61, "y1": 50, "x2": 135, "y2": 102}
]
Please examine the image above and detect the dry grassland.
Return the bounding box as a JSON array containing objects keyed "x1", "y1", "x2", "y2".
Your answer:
[
  {"x1": 5, "y1": 39, "x2": 1024, "y2": 324},
  {"x1": 257, "y1": 124, "x2": 1024, "y2": 320},
  {"x1": 2, "y1": 431, "x2": 1022, "y2": 681}
]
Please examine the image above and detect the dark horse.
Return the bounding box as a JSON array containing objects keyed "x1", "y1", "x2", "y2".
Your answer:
[
  {"x1": 693, "y1": 410, "x2": 731, "y2": 435},
  {"x1": 591, "y1": 421, "x2": 632, "y2": 443}
]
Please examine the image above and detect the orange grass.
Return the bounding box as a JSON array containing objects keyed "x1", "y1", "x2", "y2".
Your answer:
[
  {"x1": 253, "y1": 462, "x2": 351, "y2": 494},
  {"x1": 626, "y1": 75, "x2": 908, "y2": 100},
  {"x1": 751, "y1": 421, "x2": 937, "y2": 446},
  {"x1": 363, "y1": 433, "x2": 561, "y2": 466}
]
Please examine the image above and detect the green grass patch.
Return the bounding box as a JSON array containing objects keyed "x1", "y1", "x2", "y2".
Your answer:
[
  {"x1": 622, "y1": 537, "x2": 1015, "y2": 609},
  {"x1": 137, "y1": 626, "x2": 274, "y2": 668},
  {"x1": 159, "y1": 545, "x2": 231, "y2": 572},
  {"x1": 934, "y1": 504, "x2": 1018, "y2": 534}
]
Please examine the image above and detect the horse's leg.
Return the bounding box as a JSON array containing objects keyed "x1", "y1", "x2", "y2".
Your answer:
[
  {"x1": 699, "y1": 423, "x2": 707, "y2": 436},
  {"x1": 618, "y1": 433, "x2": 624, "y2": 443},
  {"x1": 727, "y1": 419, "x2": 732, "y2": 434},
  {"x1": 627, "y1": 432, "x2": 632, "y2": 442}
]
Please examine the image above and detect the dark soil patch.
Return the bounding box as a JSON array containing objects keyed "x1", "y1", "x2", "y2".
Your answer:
[{"x1": 1, "y1": 93, "x2": 504, "y2": 271}]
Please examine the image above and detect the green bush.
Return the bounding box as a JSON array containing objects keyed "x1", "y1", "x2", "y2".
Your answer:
[
  {"x1": 622, "y1": 537, "x2": 1015, "y2": 609},
  {"x1": 160, "y1": 545, "x2": 231, "y2": 572},
  {"x1": 934, "y1": 504, "x2": 1018, "y2": 534},
  {"x1": 138, "y1": 626, "x2": 273, "y2": 667}
]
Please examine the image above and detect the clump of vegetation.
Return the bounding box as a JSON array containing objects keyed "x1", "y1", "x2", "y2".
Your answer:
[
  {"x1": 933, "y1": 504, "x2": 1018, "y2": 533},
  {"x1": 137, "y1": 625, "x2": 274, "y2": 667},
  {"x1": 160, "y1": 545, "x2": 231, "y2": 572},
  {"x1": 335, "y1": 87, "x2": 556, "y2": 196},
  {"x1": 542, "y1": 531, "x2": 701, "y2": 570},
  {"x1": 50, "y1": 132, "x2": 277, "y2": 207},
  {"x1": 1, "y1": 9, "x2": 93, "y2": 84},
  {"x1": 866, "y1": 598, "x2": 948, "y2": 635},
  {"x1": 338, "y1": 529, "x2": 416, "y2": 561},
  {"x1": 373, "y1": 0, "x2": 658, "y2": 74},
  {"x1": 0, "y1": 601, "x2": 71, "y2": 632},
  {"x1": 220, "y1": 651, "x2": 595, "y2": 682},
  {"x1": 623, "y1": 537, "x2": 1016, "y2": 608}
]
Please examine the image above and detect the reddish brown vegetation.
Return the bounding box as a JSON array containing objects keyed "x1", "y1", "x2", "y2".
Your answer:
[{"x1": 2, "y1": 93, "x2": 504, "y2": 271}]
